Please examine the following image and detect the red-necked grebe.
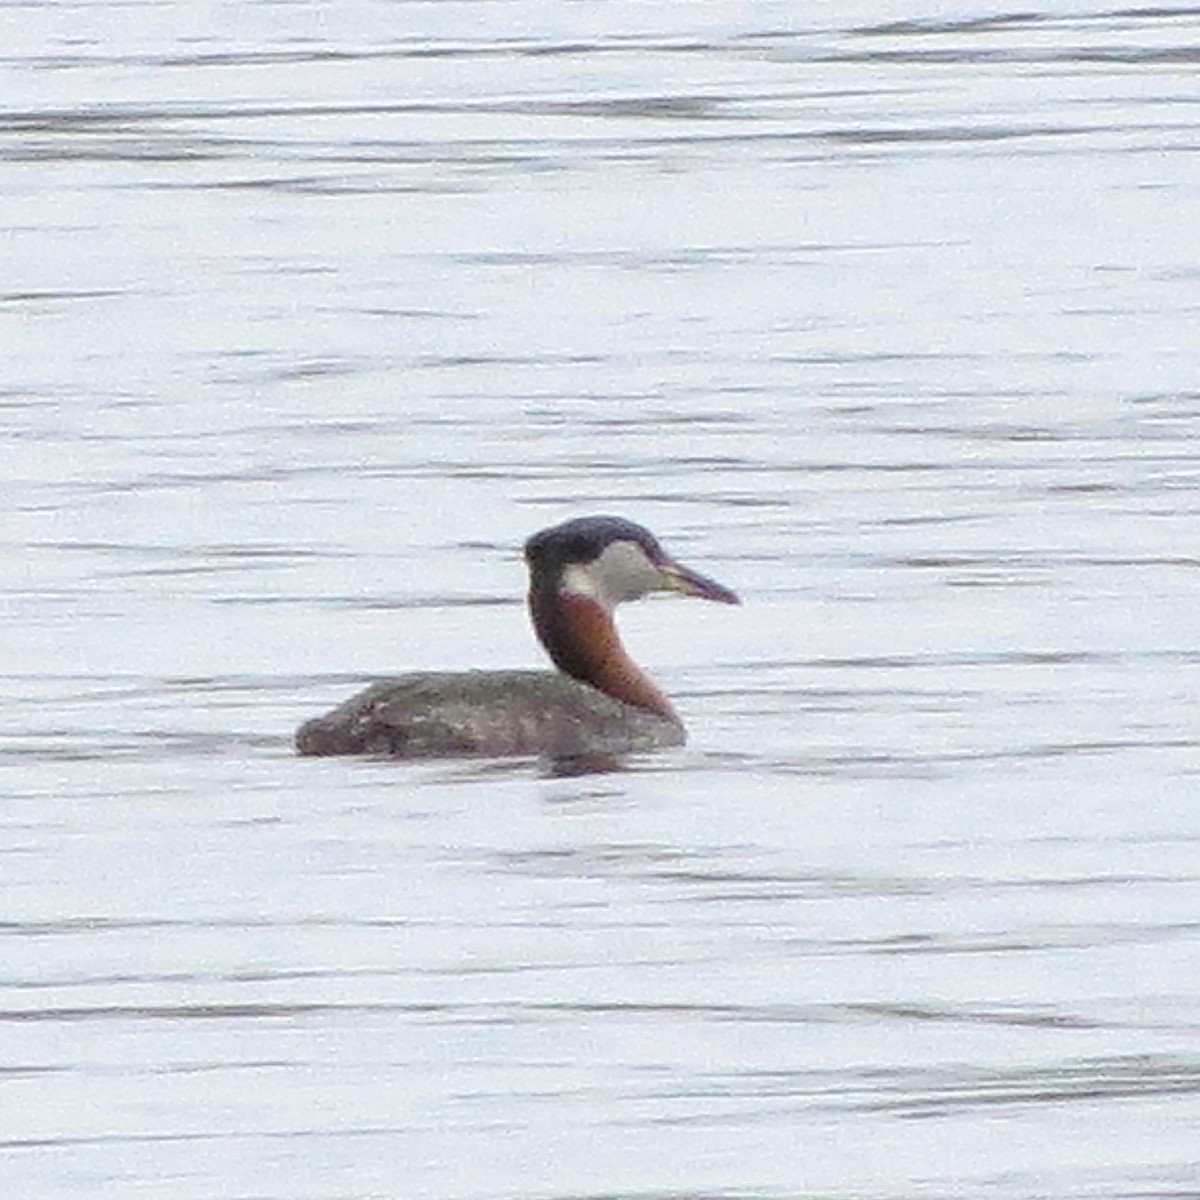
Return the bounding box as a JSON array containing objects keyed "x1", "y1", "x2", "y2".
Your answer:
[{"x1": 295, "y1": 515, "x2": 739, "y2": 760}]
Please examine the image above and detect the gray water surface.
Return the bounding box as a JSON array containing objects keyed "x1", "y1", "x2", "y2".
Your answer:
[{"x1": 4, "y1": 3, "x2": 1200, "y2": 1197}]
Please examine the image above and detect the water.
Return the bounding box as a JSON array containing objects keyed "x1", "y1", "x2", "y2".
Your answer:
[{"x1": 5, "y1": 2, "x2": 1200, "y2": 1196}]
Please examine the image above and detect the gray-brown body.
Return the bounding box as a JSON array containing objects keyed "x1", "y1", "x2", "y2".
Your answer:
[{"x1": 295, "y1": 670, "x2": 685, "y2": 760}]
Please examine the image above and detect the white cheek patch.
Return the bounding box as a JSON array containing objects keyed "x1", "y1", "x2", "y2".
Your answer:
[
  {"x1": 561, "y1": 540, "x2": 660, "y2": 609},
  {"x1": 561, "y1": 562, "x2": 606, "y2": 605}
]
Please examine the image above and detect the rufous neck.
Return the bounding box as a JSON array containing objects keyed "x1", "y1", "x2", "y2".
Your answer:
[{"x1": 529, "y1": 583, "x2": 677, "y2": 721}]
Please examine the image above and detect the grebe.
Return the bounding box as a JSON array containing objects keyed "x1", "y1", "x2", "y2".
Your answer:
[{"x1": 295, "y1": 515, "x2": 739, "y2": 761}]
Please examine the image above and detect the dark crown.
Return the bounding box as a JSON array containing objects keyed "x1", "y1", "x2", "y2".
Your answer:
[{"x1": 524, "y1": 516, "x2": 665, "y2": 572}]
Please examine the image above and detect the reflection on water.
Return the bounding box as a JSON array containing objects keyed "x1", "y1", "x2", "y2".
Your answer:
[{"x1": 4, "y1": 1, "x2": 1200, "y2": 1197}]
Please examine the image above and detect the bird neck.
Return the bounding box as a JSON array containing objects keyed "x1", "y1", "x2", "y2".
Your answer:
[{"x1": 529, "y1": 583, "x2": 678, "y2": 721}]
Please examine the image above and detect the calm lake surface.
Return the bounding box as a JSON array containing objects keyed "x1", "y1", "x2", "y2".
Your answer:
[{"x1": 4, "y1": 2, "x2": 1200, "y2": 1197}]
